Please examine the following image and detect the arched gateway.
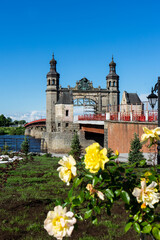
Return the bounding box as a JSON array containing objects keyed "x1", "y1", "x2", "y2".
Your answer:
[
  {"x1": 46, "y1": 54, "x2": 120, "y2": 133},
  {"x1": 41, "y1": 54, "x2": 120, "y2": 153}
]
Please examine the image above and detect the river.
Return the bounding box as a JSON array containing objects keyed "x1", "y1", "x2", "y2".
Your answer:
[{"x1": 0, "y1": 135, "x2": 41, "y2": 153}]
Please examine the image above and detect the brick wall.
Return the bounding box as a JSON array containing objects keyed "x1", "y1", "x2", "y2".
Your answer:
[{"x1": 104, "y1": 121, "x2": 157, "y2": 153}]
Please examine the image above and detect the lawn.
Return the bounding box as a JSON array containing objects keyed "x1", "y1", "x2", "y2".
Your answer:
[{"x1": 0, "y1": 156, "x2": 155, "y2": 240}]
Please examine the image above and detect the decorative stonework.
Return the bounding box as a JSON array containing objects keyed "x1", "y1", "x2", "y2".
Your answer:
[{"x1": 75, "y1": 78, "x2": 93, "y2": 91}]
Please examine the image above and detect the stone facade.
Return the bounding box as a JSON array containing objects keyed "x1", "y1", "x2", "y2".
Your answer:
[{"x1": 42, "y1": 54, "x2": 120, "y2": 153}]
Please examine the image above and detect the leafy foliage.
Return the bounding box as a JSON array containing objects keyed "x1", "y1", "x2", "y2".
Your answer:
[{"x1": 56, "y1": 134, "x2": 160, "y2": 240}]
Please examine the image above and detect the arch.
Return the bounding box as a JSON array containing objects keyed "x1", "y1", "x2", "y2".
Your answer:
[
  {"x1": 113, "y1": 81, "x2": 116, "y2": 87},
  {"x1": 109, "y1": 81, "x2": 111, "y2": 87},
  {"x1": 73, "y1": 98, "x2": 96, "y2": 106}
]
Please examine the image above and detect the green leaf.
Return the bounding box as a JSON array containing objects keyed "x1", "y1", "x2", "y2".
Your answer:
[
  {"x1": 55, "y1": 199, "x2": 62, "y2": 205},
  {"x1": 105, "y1": 189, "x2": 114, "y2": 199},
  {"x1": 79, "y1": 191, "x2": 84, "y2": 203},
  {"x1": 85, "y1": 174, "x2": 94, "y2": 179},
  {"x1": 92, "y1": 217, "x2": 98, "y2": 225},
  {"x1": 115, "y1": 189, "x2": 121, "y2": 197},
  {"x1": 75, "y1": 213, "x2": 83, "y2": 221},
  {"x1": 74, "y1": 177, "x2": 83, "y2": 188},
  {"x1": 133, "y1": 222, "x2": 141, "y2": 233},
  {"x1": 72, "y1": 198, "x2": 80, "y2": 206},
  {"x1": 94, "y1": 206, "x2": 101, "y2": 214},
  {"x1": 99, "y1": 174, "x2": 103, "y2": 181},
  {"x1": 148, "y1": 214, "x2": 154, "y2": 223},
  {"x1": 92, "y1": 176, "x2": 100, "y2": 186},
  {"x1": 139, "y1": 159, "x2": 146, "y2": 166},
  {"x1": 152, "y1": 227, "x2": 160, "y2": 240},
  {"x1": 125, "y1": 222, "x2": 133, "y2": 233},
  {"x1": 68, "y1": 187, "x2": 73, "y2": 201},
  {"x1": 142, "y1": 224, "x2": 152, "y2": 234},
  {"x1": 133, "y1": 214, "x2": 139, "y2": 221},
  {"x1": 84, "y1": 209, "x2": 92, "y2": 219},
  {"x1": 153, "y1": 223, "x2": 160, "y2": 229},
  {"x1": 141, "y1": 221, "x2": 148, "y2": 227},
  {"x1": 120, "y1": 190, "x2": 130, "y2": 204}
]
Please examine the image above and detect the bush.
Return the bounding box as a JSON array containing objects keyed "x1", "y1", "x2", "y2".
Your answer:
[
  {"x1": 69, "y1": 132, "x2": 82, "y2": 161},
  {"x1": 21, "y1": 137, "x2": 29, "y2": 155},
  {"x1": 128, "y1": 133, "x2": 145, "y2": 166},
  {"x1": 0, "y1": 128, "x2": 5, "y2": 135}
]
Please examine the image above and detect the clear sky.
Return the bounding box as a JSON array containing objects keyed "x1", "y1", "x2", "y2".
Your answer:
[{"x1": 0, "y1": 0, "x2": 160, "y2": 121}]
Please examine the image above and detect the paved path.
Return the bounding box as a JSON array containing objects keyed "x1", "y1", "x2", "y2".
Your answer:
[{"x1": 51, "y1": 152, "x2": 156, "y2": 164}]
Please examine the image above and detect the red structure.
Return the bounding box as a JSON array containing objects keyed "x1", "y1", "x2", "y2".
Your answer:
[{"x1": 24, "y1": 119, "x2": 46, "y2": 128}]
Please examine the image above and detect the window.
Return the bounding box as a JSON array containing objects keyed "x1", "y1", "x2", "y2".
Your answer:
[
  {"x1": 66, "y1": 110, "x2": 69, "y2": 116},
  {"x1": 109, "y1": 81, "x2": 111, "y2": 87},
  {"x1": 113, "y1": 81, "x2": 116, "y2": 87},
  {"x1": 66, "y1": 123, "x2": 69, "y2": 127},
  {"x1": 52, "y1": 79, "x2": 55, "y2": 85},
  {"x1": 58, "y1": 123, "x2": 61, "y2": 127}
]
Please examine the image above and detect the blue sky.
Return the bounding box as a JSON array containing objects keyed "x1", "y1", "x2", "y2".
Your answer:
[{"x1": 0, "y1": 0, "x2": 160, "y2": 121}]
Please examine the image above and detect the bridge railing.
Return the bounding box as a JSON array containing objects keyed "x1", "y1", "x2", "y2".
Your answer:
[
  {"x1": 78, "y1": 114, "x2": 106, "y2": 121},
  {"x1": 78, "y1": 110, "x2": 158, "y2": 122}
]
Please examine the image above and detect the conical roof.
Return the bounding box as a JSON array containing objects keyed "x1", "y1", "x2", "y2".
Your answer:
[{"x1": 109, "y1": 56, "x2": 116, "y2": 66}]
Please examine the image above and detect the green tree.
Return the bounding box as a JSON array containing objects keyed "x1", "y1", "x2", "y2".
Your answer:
[
  {"x1": 128, "y1": 133, "x2": 145, "y2": 165},
  {"x1": 0, "y1": 114, "x2": 6, "y2": 127},
  {"x1": 18, "y1": 120, "x2": 26, "y2": 125},
  {"x1": 69, "y1": 132, "x2": 82, "y2": 161},
  {"x1": 6, "y1": 117, "x2": 12, "y2": 126},
  {"x1": 21, "y1": 137, "x2": 29, "y2": 155}
]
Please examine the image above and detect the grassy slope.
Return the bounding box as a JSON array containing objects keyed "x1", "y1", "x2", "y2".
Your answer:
[{"x1": 0, "y1": 156, "x2": 141, "y2": 240}]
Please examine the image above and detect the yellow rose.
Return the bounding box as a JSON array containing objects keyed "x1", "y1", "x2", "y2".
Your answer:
[
  {"x1": 57, "y1": 155, "x2": 77, "y2": 185},
  {"x1": 141, "y1": 127, "x2": 160, "y2": 144},
  {"x1": 84, "y1": 143, "x2": 109, "y2": 173},
  {"x1": 44, "y1": 205, "x2": 76, "y2": 240}
]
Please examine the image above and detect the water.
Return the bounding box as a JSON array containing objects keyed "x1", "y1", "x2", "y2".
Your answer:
[{"x1": 0, "y1": 135, "x2": 41, "y2": 153}]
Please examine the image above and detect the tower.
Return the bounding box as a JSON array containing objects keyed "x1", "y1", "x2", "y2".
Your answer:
[
  {"x1": 46, "y1": 53, "x2": 60, "y2": 132},
  {"x1": 106, "y1": 56, "x2": 120, "y2": 111}
]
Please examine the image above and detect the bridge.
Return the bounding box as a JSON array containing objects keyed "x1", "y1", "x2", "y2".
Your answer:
[
  {"x1": 25, "y1": 110, "x2": 158, "y2": 135},
  {"x1": 24, "y1": 119, "x2": 46, "y2": 139},
  {"x1": 24, "y1": 110, "x2": 158, "y2": 154}
]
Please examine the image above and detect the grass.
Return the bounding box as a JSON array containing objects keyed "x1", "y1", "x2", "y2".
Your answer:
[{"x1": 0, "y1": 155, "x2": 152, "y2": 240}]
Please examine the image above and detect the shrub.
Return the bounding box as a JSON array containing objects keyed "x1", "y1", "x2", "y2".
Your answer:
[
  {"x1": 21, "y1": 137, "x2": 29, "y2": 155},
  {"x1": 69, "y1": 132, "x2": 82, "y2": 161},
  {"x1": 128, "y1": 133, "x2": 145, "y2": 165}
]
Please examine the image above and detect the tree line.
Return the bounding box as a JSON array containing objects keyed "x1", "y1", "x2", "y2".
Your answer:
[{"x1": 0, "y1": 114, "x2": 26, "y2": 127}]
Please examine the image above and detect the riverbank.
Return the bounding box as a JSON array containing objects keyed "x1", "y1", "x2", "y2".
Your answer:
[{"x1": 0, "y1": 126, "x2": 25, "y2": 135}]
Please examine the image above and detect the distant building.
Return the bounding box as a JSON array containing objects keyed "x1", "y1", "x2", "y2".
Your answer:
[
  {"x1": 46, "y1": 54, "x2": 120, "y2": 133},
  {"x1": 121, "y1": 91, "x2": 143, "y2": 113}
]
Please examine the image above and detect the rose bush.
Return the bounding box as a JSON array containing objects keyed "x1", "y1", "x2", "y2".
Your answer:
[{"x1": 44, "y1": 129, "x2": 160, "y2": 240}]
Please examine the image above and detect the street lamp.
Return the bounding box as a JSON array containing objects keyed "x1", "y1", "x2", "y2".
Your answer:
[
  {"x1": 147, "y1": 76, "x2": 160, "y2": 169},
  {"x1": 147, "y1": 88, "x2": 158, "y2": 110}
]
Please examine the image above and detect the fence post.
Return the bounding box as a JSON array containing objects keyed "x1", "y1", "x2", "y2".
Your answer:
[
  {"x1": 106, "y1": 112, "x2": 110, "y2": 120},
  {"x1": 145, "y1": 111, "x2": 148, "y2": 122},
  {"x1": 118, "y1": 112, "x2": 120, "y2": 121}
]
